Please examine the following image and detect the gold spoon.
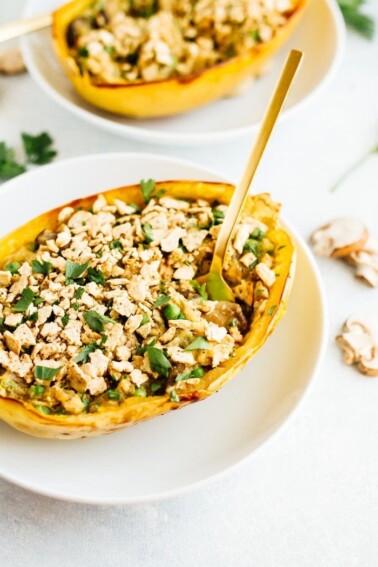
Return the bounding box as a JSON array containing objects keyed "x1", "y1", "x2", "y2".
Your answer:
[
  {"x1": 199, "y1": 49, "x2": 303, "y2": 302},
  {"x1": 0, "y1": 14, "x2": 52, "y2": 44}
]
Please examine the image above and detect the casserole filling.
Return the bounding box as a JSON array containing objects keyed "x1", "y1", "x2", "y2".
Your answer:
[
  {"x1": 0, "y1": 181, "x2": 279, "y2": 415},
  {"x1": 67, "y1": 0, "x2": 296, "y2": 83}
]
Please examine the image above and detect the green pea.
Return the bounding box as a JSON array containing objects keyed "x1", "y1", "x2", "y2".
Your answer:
[
  {"x1": 30, "y1": 385, "x2": 45, "y2": 397},
  {"x1": 134, "y1": 387, "x2": 147, "y2": 398},
  {"x1": 34, "y1": 405, "x2": 51, "y2": 415},
  {"x1": 107, "y1": 390, "x2": 121, "y2": 400},
  {"x1": 191, "y1": 367, "x2": 205, "y2": 378},
  {"x1": 163, "y1": 303, "x2": 181, "y2": 320}
]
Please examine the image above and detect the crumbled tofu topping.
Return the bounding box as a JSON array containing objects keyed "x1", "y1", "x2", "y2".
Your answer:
[
  {"x1": 67, "y1": 0, "x2": 296, "y2": 84},
  {"x1": 0, "y1": 180, "x2": 279, "y2": 414}
]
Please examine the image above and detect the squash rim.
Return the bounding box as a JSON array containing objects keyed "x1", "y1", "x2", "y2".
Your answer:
[{"x1": 0, "y1": 181, "x2": 296, "y2": 439}]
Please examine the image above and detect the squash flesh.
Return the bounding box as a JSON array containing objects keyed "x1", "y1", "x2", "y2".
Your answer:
[
  {"x1": 0, "y1": 181, "x2": 295, "y2": 439},
  {"x1": 51, "y1": 0, "x2": 309, "y2": 118}
]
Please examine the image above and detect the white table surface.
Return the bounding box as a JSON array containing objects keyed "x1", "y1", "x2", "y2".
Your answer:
[{"x1": 1, "y1": 2, "x2": 378, "y2": 566}]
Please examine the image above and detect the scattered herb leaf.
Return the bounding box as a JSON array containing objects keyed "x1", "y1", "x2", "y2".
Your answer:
[
  {"x1": 184, "y1": 337, "x2": 210, "y2": 351},
  {"x1": 83, "y1": 310, "x2": 115, "y2": 333},
  {"x1": 22, "y1": 132, "x2": 57, "y2": 165},
  {"x1": 34, "y1": 365, "x2": 62, "y2": 380}
]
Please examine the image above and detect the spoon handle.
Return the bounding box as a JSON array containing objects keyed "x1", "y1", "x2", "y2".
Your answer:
[
  {"x1": 211, "y1": 49, "x2": 303, "y2": 274},
  {"x1": 0, "y1": 13, "x2": 52, "y2": 44}
]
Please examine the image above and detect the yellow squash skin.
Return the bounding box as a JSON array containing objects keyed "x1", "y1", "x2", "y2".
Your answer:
[
  {"x1": 52, "y1": 0, "x2": 309, "y2": 118},
  {"x1": 0, "y1": 181, "x2": 295, "y2": 439}
]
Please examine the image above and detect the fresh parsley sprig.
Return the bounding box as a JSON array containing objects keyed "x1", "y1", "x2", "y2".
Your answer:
[
  {"x1": 0, "y1": 132, "x2": 57, "y2": 181},
  {"x1": 337, "y1": 0, "x2": 375, "y2": 39}
]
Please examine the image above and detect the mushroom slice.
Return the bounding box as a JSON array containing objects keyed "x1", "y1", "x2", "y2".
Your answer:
[
  {"x1": 336, "y1": 314, "x2": 378, "y2": 376},
  {"x1": 358, "y1": 355, "x2": 378, "y2": 377},
  {"x1": 204, "y1": 301, "x2": 248, "y2": 334},
  {"x1": 311, "y1": 218, "x2": 368, "y2": 258},
  {"x1": 0, "y1": 48, "x2": 26, "y2": 76},
  {"x1": 347, "y1": 237, "x2": 378, "y2": 288}
]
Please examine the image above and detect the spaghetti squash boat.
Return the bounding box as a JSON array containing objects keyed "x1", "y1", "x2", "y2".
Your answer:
[
  {"x1": 0, "y1": 180, "x2": 295, "y2": 439},
  {"x1": 52, "y1": 0, "x2": 309, "y2": 117}
]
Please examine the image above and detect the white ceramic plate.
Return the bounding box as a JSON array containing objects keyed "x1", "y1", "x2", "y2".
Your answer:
[
  {"x1": 0, "y1": 153, "x2": 327, "y2": 504},
  {"x1": 21, "y1": 0, "x2": 345, "y2": 147}
]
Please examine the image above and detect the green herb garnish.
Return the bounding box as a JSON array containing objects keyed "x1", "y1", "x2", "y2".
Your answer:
[
  {"x1": 0, "y1": 142, "x2": 26, "y2": 180},
  {"x1": 189, "y1": 280, "x2": 208, "y2": 300},
  {"x1": 109, "y1": 240, "x2": 123, "y2": 251},
  {"x1": 140, "y1": 178, "x2": 165, "y2": 203},
  {"x1": 74, "y1": 287, "x2": 85, "y2": 299},
  {"x1": 337, "y1": 0, "x2": 375, "y2": 39},
  {"x1": 86, "y1": 267, "x2": 106, "y2": 285},
  {"x1": 22, "y1": 132, "x2": 57, "y2": 165},
  {"x1": 142, "y1": 222, "x2": 154, "y2": 243},
  {"x1": 13, "y1": 287, "x2": 36, "y2": 313},
  {"x1": 107, "y1": 390, "x2": 121, "y2": 400},
  {"x1": 74, "y1": 342, "x2": 101, "y2": 363},
  {"x1": 147, "y1": 347, "x2": 172, "y2": 378},
  {"x1": 267, "y1": 305, "x2": 277, "y2": 316},
  {"x1": 250, "y1": 28, "x2": 261, "y2": 42},
  {"x1": 61, "y1": 314, "x2": 69, "y2": 327},
  {"x1": 152, "y1": 294, "x2": 171, "y2": 308},
  {"x1": 140, "y1": 314, "x2": 150, "y2": 326},
  {"x1": 169, "y1": 390, "x2": 180, "y2": 403},
  {"x1": 34, "y1": 365, "x2": 62, "y2": 380},
  {"x1": 176, "y1": 366, "x2": 205, "y2": 382},
  {"x1": 65, "y1": 260, "x2": 89, "y2": 282},
  {"x1": 5, "y1": 262, "x2": 20, "y2": 275},
  {"x1": 212, "y1": 208, "x2": 225, "y2": 225},
  {"x1": 184, "y1": 337, "x2": 210, "y2": 351},
  {"x1": 32, "y1": 259, "x2": 52, "y2": 276},
  {"x1": 83, "y1": 310, "x2": 115, "y2": 333}
]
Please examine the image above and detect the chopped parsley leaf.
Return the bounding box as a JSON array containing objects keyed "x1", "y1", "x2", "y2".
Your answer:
[
  {"x1": 147, "y1": 347, "x2": 172, "y2": 378},
  {"x1": 189, "y1": 280, "x2": 208, "y2": 300},
  {"x1": 65, "y1": 260, "x2": 89, "y2": 282},
  {"x1": 32, "y1": 259, "x2": 52, "y2": 276},
  {"x1": 34, "y1": 365, "x2": 62, "y2": 380},
  {"x1": 5, "y1": 262, "x2": 20, "y2": 275},
  {"x1": 13, "y1": 287, "x2": 36, "y2": 313},
  {"x1": 184, "y1": 337, "x2": 210, "y2": 351},
  {"x1": 22, "y1": 132, "x2": 57, "y2": 165},
  {"x1": 83, "y1": 310, "x2": 115, "y2": 333},
  {"x1": 142, "y1": 222, "x2": 154, "y2": 243},
  {"x1": 152, "y1": 294, "x2": 171, "y2": 308}
]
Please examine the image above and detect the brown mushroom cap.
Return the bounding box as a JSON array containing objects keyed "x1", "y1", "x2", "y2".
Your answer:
[{"x1": 311, "y1": 217, "x2": 368, "y2": 259}]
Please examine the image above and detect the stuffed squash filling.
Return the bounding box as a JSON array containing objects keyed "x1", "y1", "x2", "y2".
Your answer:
[
  {"x1": 0, "y1": 180, "x2": 281, "y2": 417},
  {"x1": 67, "y1": 0, "x2": 297, "y2": 84}
]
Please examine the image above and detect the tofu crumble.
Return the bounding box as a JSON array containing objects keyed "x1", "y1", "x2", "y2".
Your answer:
[
  {"x1": 0, "y1": 180, "x2": 278, "y2": 416},
  {"x1": 67, "y1": 0, "x2": 296, "y2": 84}
]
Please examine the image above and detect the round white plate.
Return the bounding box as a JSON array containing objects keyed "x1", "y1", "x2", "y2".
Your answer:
[
  {"x1": 21, "y1": 0, "x2": 345, "y2": 147},
  {"x1": 0, "y1": 153, "x2": 327, "y2": 504}
]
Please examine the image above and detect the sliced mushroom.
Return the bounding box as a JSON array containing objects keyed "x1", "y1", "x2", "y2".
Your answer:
[
  {"x1": 311, "y1": 217, "x2": 368, "y2": 258},
  {"x1": 347, "y1": 237, "x2": 378, "y2": 288},
  {"x1": 36, "y1": 229, "x2": 58, "y2": 245},
  {"x1": 336, "y1": 314, "x2": 378, "y2": 377},
  {"x1": 335, "y1": 332, "x2": 374, "y2": 365},
  {"x1": 358, "y1": 355, "x2": 378, "y2": 377},
  {"x1": 0, "y1": 48, "x2": 26, "y2": 75},
  {"x1": 204, "y1": 301, "x2": 248, "y2": 334}
]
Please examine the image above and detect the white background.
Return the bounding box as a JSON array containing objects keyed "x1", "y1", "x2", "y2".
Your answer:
[{"x1": 1, "y1": 1, "x2": 378, "y2": 566}]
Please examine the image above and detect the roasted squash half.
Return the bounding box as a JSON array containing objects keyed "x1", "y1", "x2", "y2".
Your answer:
[
  {"x1": 0, "y1": 181, "x2": 295, "y2": 439},
  {"x1": 52, "y1": 0, "x2": 309, "y2": 118}
]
